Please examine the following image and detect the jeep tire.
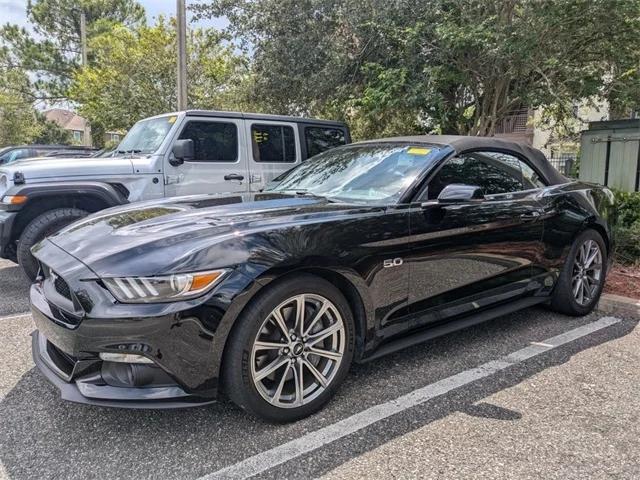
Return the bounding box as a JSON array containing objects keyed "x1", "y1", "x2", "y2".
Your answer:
[{"x1": 17, "y1": 208, "x2": 88, "y2": 281}]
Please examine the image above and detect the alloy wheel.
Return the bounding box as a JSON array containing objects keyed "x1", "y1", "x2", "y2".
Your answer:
[
  {"x1": 250, "y1": 294, "x2": 346, "y2": 408},
  {"x1": 572, "y1": 239, "x2": 602, "y2": 306}
]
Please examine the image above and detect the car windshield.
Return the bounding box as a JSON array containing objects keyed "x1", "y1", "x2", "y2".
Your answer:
[
  {"x1": 267, "y1": 144, "x2": 441, "y2": 204},
  {"x1": 116, "y1": 116, "x2": 176, "y2": 154}
]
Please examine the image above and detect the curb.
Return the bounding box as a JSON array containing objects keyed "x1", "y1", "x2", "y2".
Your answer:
[{"x1": 597, "y1": 293, "x2": 640, "y2": 318}]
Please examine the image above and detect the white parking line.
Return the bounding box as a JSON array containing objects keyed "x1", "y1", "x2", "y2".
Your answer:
[
  {"x1": 200, "y1": 316, "x2": 621, "y2": 480},
  {"x1": 0, "y1": 312, "x2": 31, "y2": 321}
]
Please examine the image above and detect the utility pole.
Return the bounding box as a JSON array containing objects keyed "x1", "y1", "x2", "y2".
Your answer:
[
  {"x1": 176, "y1": 0, "x2": 188, "y2": 111},
  {"x1": 80, "y1": 10, "x2": 90, "y2": 146},
  {"x1": 80, "y1": 11, "x2": 88, "y2": 66}
]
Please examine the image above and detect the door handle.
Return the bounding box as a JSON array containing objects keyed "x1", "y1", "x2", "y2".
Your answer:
[
  {"x1": 224, "y1": 173, "x2": 244, "y2": 181},
  {"x1": 520, "y1": 211, "x2": 541, "y2": 222}
]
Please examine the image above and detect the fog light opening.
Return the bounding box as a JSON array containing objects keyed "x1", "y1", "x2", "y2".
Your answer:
[{"x1": 99, "y1": 352, "x2": 154, "y2": 364}]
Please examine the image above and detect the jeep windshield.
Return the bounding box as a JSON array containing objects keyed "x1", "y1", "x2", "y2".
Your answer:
[
  {"x1": 116, "y1": 115, "x2": 176, "y2": 155},
  {"x1": 266, "y1": 143, "x2": 441, "y2": 204}
]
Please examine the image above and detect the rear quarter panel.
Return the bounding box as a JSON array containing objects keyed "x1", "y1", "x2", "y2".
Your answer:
[{"x1": 537, "y1": 181, "x2": 615, "y2": 271}]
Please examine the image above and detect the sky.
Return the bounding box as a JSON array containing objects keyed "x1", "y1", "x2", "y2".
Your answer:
[{"x1": 0, "y1": 0, "x2": 227, "y2": 31}]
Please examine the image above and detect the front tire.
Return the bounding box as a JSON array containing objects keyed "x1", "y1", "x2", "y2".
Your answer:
[
  {"x1": 223, "y1": 274, "x2": 355, "y2": 422},
  {"x1": 17, "y1": 208, "x2": 88, "y2": 281},
  {"x1": 550, "y1": 229, "x2": 607, "y2": 316}
]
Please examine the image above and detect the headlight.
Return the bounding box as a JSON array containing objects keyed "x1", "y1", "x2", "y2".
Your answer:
[{"x1": 102, "y1": 269, "x2": 228, "y2": 303}]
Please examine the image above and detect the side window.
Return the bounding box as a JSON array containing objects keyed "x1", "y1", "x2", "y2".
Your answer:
[
  {"x1": 9, "y1": 149, "x2": 32, "y2": 162},
  {"x1": 426, "y1": 151, "x2": 532, "y2": 200},
  {"x1": 251, "y1": 124, "x2": 296, "y2": 163},
  {"x1": 178, "y1": 121, "x2": 238, "y2": 162},
  {"x1": 305, "y1": 127, "x2": 346, "y2": 158},
  {"x1": 519, "y1": 161, "x2": 547, "y2": 190}
]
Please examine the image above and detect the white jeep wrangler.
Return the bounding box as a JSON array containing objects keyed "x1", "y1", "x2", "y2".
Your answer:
[{"x1": 0, "y1": 110, "x2": 350, "y2": 279}]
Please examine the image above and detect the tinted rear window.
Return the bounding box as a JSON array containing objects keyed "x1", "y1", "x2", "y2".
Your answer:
[
  {"x1": 305, "y1": 127, "x2": 346, "y2": 158},
  {"x1": 251, "y1": 124, "x2": 296, "y2": 163}
]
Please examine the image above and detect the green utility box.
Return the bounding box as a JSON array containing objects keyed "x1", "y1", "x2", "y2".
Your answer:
[{"x1": 579, "y1": 119, "x2": 640, "y2": 192}]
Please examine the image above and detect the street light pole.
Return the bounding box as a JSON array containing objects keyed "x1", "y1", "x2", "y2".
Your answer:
[{"x1": 176, "y1": 0, "x2": 188, "y2": 111}]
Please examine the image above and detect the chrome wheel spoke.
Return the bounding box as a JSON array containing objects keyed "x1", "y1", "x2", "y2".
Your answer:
[
  {"x1": 303, "y1": 300, "x2": 329, "y2": 337},
  {"x1": 271, "y1": 309, "x2": 291, "y2": 343},
  {"x1": 584, "y1": 248, "x2": 598, "y2": 268},
  {"x1": 307, "y1": 322, "x2": 342, "y2": 346},
  {"x1": 272, "y1": 363, "x2": 291, "y2": 403},
  {"x1": 303, "y1": 358, "x2": 328, "y2": 388},
  {"x1": 308, "y1": 346, "x2": 342, "y2": 361},
  {"x1": 254, "y1": 356, "x2": 289, "y2": 382},
  {"x1": 577, "y1": 279, "x2": 585, "y2": 304},
  {"x1": 294, "y1": 295, "x2": 306, "y2": 336},
  {"x1": 572, "y1": 278, "x2": 581, "y2": 297},
  {"x1": 293, "y1": 360, "x2": 304, "y2": 405},
  {"x1": 254, "y1": 341, "x2": 287, "y2": 350}
]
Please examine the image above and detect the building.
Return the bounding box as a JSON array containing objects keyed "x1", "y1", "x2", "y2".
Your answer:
[
  {"x1": 44, "y1": 108, "x2": 91, "y2": 146},
  {"x1": 494, "y1": 102, "x2": 610, "y2": 176},
  {"x1": 43, "y1": 108, "x2": 124, "y2": 146}
]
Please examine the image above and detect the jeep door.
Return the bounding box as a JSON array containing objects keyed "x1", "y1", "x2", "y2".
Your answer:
[
  {"x1": 245, "y1": 121, "x2": 302, "y2": 192},
  {"x1": 164, "y1": 116, "x2": 250, "y2": 196}
]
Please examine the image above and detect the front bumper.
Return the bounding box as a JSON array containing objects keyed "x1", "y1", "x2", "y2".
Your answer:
[
  {"x1": 0, "y1": 210, "x2": 17, "y2": 259},
  {"x1": 27, "y1": 239, "x2": 251, "y2": 408},
  {"x1": 32, "y1": 329, "x2": 214, "y2": 409}
]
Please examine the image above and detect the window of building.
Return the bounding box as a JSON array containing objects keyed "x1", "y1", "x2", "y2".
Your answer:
[{"x1": 251, "y1": 124, "x2": 296, "y2": 163}]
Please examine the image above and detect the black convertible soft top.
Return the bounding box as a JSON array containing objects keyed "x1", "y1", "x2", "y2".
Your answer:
[{"x1": 357, "y1": 135, "x2": 568, "y2": 186}]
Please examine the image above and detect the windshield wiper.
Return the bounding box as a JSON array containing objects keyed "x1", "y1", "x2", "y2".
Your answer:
[
  {"x1": 271, "y1": 189, "x2": 314, "y2": 196},
  {"x1": 116, "y1": 149, "x2": 143, "y2": 154}
]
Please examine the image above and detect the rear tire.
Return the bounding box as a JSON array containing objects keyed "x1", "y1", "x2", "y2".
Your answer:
[
  {"x1": 223, "y1": 274, "x2": 355, "y2": 423},
  {"x1": 17, "y1": 208, "x2": 88, "y2": 281},
  {"x1": 549, "y1": 229, "x2": 607, "y2": 316}
]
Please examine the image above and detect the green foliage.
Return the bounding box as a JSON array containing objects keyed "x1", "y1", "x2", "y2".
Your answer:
[
  {"x1": 0, "y1": 52, "x2": 41, "y2": 146},
  {"x1": 193, "y1": 0, "x2": 640, "y2": 140},
  {"x1": 0, "y1": 0, "x2": 145, "y2": 100},
  {"x1": 613, "y1": 191, "x2": 640, "y2": 265},
  {"x1": 69, "y1": 18, "x2": 250, "y2": 136}
]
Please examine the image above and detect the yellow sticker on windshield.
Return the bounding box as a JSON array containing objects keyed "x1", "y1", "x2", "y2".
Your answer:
[
  {"x1": 407, "y1": 147, "x2": 431, "y2": 155},
  {"x1": 167, "y1": 116, "x2": 177, "y2": 124}
]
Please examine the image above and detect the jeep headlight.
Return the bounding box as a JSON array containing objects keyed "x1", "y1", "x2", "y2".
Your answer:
[{"x1": 103, "y1": 269, "x2": 228, "y2": 303}]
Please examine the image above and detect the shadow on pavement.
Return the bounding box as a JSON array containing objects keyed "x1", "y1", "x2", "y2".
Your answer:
[
  {"x1": 0, "y1": 264, "x2": 31, "y2": 317},
  {"x1": 460, "y1": 402, "x2": 522, "y2": 420}
]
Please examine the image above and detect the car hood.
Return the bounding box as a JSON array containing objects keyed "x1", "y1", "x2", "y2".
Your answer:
[
  {"x1": 44, "y1": 193, "x2": 373, "y2": 277},
  {"x1": 0, "y1": 156, "x2": 135, "y2": 180}
]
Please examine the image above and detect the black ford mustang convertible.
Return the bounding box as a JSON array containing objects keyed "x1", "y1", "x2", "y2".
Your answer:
[{"x1": 30, "y1": 136, "x2": 614, "y2": 422}]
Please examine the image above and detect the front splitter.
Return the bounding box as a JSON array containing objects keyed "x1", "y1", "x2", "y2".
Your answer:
[{"x1": 31, "y1": 330, "x2": 217, "y2": 410}]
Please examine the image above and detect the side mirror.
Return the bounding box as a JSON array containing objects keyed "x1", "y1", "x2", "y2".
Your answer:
[
  {"x1": 170, "y1": 139, "x2": 194, "y2": 166},
  {"x1": 437, "y1": 184, "x2": 485, "y2": 203}
]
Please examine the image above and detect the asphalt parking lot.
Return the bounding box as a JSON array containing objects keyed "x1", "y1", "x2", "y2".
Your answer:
[{"x1": 0, "y1": 259, "x2": 638, "y2": 480}]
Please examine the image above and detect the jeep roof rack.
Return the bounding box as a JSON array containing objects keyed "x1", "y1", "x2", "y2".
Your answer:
[{"x1": 181, "y1": 110, "x2": 348, "y2": 128}]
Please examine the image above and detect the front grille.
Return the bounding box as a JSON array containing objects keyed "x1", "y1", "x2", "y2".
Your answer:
[{"x1": 54, "y1": 274, "x2": 72, "y2": 301}]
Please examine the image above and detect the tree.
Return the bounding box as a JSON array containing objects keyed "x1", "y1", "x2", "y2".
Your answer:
[
  {"x1": 193, "y1": 0, "x2": 640, "y2": 139},
  {"x1": 0, "y1": 43, "x2": 40, "y2": 146},
  {"x1": 68, "y1": 18, "x2": 250, "y2": 145},
  {"x1": 33, "y1": 112, "x2": 73, "y2": 144},
  {"x1": 0, "y1": 0, "x2": 145, "y2": 100}
]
